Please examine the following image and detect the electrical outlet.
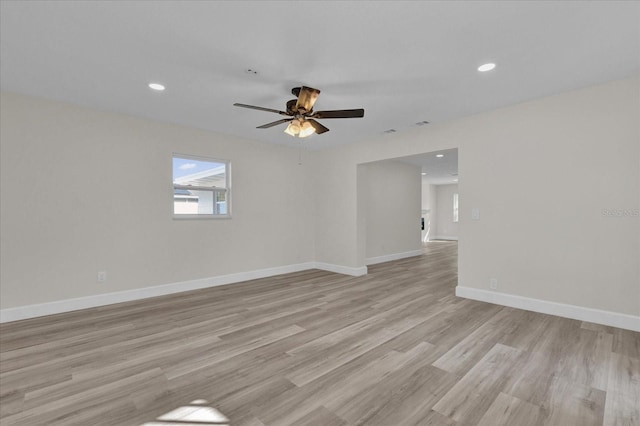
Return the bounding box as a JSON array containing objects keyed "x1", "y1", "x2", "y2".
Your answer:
[
  {"x1": 97, "y1": 271, "x2": 107, "y2": 283},
  {"x1": 490, "y1": 278, "x2": 498, "y2": 290}
]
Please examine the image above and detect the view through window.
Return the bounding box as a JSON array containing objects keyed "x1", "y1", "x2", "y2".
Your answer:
[{"x1": 173, "y1": 154, "x2": 230, "y2": 217}]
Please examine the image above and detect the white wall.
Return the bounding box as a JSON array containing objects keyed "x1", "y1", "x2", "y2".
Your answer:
[
  {"x1": 2, "y1": 76, "x2": 639, "y2": 326},
  {"x1": 421, "y1": 180, "x2": 437, "y2": 242},
  {"x1": 317, "y1": 76, "x2": 639, "y2": 317},
  {"x1": 435, "y1": 184, "x2": 458, "y2": 239},
  {"x1": 0, "y1": 92, "x2": 316, "y2": 309},
  {"x1": 360, "y1": 160, "x2": 422, "y2": 262},
  {"x1": 314, "y1": 152, "x2": 360, "y2": 268}
]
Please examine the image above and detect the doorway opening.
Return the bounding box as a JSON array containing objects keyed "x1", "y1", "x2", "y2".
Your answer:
[
  {"x1": 356, "y1": 148, "x2": 459, "y2": 268},
  {"x1": 395, "y1": 148, "x2": 459, "y2": 245}
]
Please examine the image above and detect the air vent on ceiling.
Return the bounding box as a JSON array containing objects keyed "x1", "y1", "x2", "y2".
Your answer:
[
  {"x1": 415, "y1": 121, "x2": 430, "y2": 126},
  {"x1": 383, "y1": 129, "x2": 397, "y2": 134}
]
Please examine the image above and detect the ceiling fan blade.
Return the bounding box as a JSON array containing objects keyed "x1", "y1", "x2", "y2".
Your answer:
[
  {"x1": 256, "y1": 118, "x2": 293, "y2": 129},
  {"x1": 311, "y1": 109, "x2": 365, "y2": 119},
  {"x1": 295, "y1": 86, "x2": 321, "y2": 112},
  {"x1": 233, "y1": 103, "x2": 290, "y2": 116},
  {"x1": 307, "y1": 119, "x2": 330, "y2": 134}
]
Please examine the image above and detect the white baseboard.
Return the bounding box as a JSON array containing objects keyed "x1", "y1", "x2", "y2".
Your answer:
[
  {"x1": 0, "y1": 261, "x2": 367, "y2": 323},
  {"x1": 366, "y1": 250, "x2": 423, "y2": 266},
  {"x1": 455, "y1": 286, "x2": 640, "y2": 332},
  {"x1": 314, "y1": 262, "x2": 368, "y2": 277},
  {"x1": 430, "y1": 236, "x2": 458, "y2": 241}
]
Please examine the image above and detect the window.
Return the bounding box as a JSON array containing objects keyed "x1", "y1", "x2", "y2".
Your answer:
[
  {"x1": 172, "y1": 154, "x2": 230, "y2": 218},
  {"x1": 453, "y1": 192, "x2": 459, "y2": 223}
]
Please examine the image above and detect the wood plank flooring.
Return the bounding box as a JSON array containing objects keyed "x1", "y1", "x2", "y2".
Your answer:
[{"x1": 1, "y1": 242, "x2": 638, "y2": 425}]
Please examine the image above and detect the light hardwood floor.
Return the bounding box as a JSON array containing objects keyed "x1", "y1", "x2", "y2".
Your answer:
[{"x1": 1, "y1": 242, "x2": 638, "y2": 425}]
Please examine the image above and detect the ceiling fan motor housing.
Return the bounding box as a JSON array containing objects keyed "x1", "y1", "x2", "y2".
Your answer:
[{"x1": 286, "y1": 99, "x2": 299, "y2": 115}]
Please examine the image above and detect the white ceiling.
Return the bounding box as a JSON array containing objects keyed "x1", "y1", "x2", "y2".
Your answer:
[
  {"x1": 396, "y1": 149, "x2": 459, "y2": 185},
  {"x1": 1, "y1": 1, "x2": 638, "y2": 150}
]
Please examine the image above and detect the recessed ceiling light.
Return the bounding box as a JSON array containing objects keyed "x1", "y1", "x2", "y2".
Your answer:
[
  {"x1": 436, "y1": 154, "x2": 444, "y2": 158},
  {"x1": 148, "y1": 82, "x2": 165, "y2": 91},
  {"x1": 477, "y1": 63, "x2": 496, "y2": 72},
  {"x1": 421, "y1": 172, "x2": 427, "y2": 176}
]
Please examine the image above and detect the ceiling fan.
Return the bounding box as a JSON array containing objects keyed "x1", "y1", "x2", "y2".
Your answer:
[{"x1": 234, "y1": 86, "x2": 365, "y2": 138}]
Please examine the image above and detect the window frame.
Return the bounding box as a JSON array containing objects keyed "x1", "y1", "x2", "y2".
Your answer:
[{"x1": 172, "y1": 153, "x2": 231, "y2": 220}]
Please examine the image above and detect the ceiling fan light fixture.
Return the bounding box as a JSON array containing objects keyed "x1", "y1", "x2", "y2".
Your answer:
[
  {"x1": 298, "y1": 120, "x2": 316, "y2": 138},
  {"x1": 283, "y1": 121, "x2": 298, "y2": 137},
  {"x1": 284, "y1": 119, "x2": 316, "y2": 138},
  {"x1": 284, "y1": 119, "x2": 302, "y2": 137}
]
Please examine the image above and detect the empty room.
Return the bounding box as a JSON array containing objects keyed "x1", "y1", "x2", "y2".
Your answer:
[{"x1": 0, "y1": 1, "x2": 638, "y2": 425}]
